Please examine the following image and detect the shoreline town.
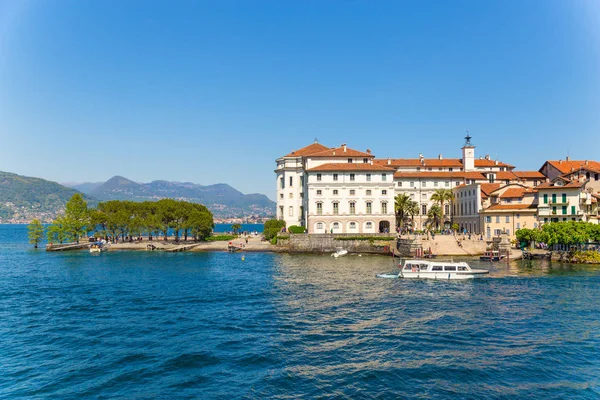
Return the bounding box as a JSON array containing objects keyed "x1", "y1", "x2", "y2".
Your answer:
[{"x1": 275, "y1": 135, "x2": 600, "y2": 239}]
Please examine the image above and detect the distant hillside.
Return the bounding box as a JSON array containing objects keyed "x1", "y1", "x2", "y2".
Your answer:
[
  {"x1": 0, "y1": 171, "x2": 93, "y2": 223},
  {"x1": 67, "y1": 176, "x2": 275, "y2": 218}
]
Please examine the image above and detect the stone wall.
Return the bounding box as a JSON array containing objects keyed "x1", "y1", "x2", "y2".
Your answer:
[{"x1": 287, "y1": 233, "x2": 396, "y2": 254}]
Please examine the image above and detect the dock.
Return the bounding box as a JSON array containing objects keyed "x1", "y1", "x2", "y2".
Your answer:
[
  {"x1": 46, "y1": 242, "x2": 90, "y2": 252},
  {"x1": 163, "y1": 243, "x2": 202, "y2": 252}
]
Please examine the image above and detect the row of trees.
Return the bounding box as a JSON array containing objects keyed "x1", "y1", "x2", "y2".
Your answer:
[
  {"x1": 516, "y1": 221, "x2": 600, "y2": 246},
  {"x1": 395, "y1": 188, "x2": 454, "y2": 231},
  {"x1": 43, "y1": 194, "x2": 215, "y2": 244}
]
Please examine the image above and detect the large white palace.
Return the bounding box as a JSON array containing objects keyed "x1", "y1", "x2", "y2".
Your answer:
[{"x1": 275, "y1": 136, "x2": 599, "y2": 236}]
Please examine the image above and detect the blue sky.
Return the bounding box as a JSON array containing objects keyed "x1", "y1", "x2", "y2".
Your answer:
[{"x1": 1, "y1": 0, "x2": 599, "y2": 200}]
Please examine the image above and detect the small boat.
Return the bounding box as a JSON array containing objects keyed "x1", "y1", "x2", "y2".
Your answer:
[
  {"x1": 480, "y1": 250, "x2": 505, "y2": 261},
  {"x1": 377, "y1": 259, "x2": 488, "y2": 280},
  {"x1": 331, "y1": 248, "x2": 348, "y2": 258},
  {"x1": 90, "y1": 241, "x2": 109, "y2": 253}
]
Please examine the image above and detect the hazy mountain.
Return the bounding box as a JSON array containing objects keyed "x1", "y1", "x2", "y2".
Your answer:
[
  {"x1": 65, "y1": 182, "x2": 103, "y2": 194},
  {"x1": 0, "y1": 171, "x2": 93, "y2": 223},
  {"x1": 67, "y1": 176, "x2": 275, "y2": 218}
]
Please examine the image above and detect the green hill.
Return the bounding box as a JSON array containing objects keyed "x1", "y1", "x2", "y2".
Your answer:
[{"x1": 0, "y1": 171, "x2": 92, "y2": 223}]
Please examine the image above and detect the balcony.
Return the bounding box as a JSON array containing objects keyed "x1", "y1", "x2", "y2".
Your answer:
[
  {"x1": 537, "y1": 207, "x2": 552, "y2": 216},
  {"x1": 548, "y1": 200, "x2": 569, "y2": 206}
]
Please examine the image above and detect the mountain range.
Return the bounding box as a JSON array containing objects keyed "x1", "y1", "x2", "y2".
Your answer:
[
  {"x1": 0, "y1": 171, "x2": 275, "y2": 223},
  {"x1": 64, "y1": 176, "x2": 275, "y2": 218}
]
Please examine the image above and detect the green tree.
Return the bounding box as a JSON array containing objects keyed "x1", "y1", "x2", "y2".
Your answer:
[
  {"x1": 27, "y1": 219, "x2": 44, "y2": 248},
  {"x1": 430, "y1": 189, "x2": 454, "y2": 227},
  {"x1": 47, "y1": 216, "x2": 71, "y2": 244},
  {"x1": 63, "y1": 193, "x2": 90, "y2": 242},
  {"x1": 406, "y1": 200, "x2": 419, "y2": 230},
  {"x1": 231, "y1": 223, "x2": 242, "y2": 234},
  {"x1": 394, "y1": 194, "x2": 412, "y2": 228},
  {"x1": 426, "y1": 204, "x2": 442, "y2": 231},
  {"x1": 264, "y1": 219, "x2": 286, "y2": 240}
]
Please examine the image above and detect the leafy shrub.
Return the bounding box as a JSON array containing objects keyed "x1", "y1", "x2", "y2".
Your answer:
[
  {"x1": 288, "y1": 225, "x2": 305, "y2": 234},
  {"x1": 264, "y1": 219, "x2": 286, "y2": 241},
  {"x1": 206, "y1": 235, "x2": 236, "y2": 242},
  {"x1": 335, "y1": 236, "x2": 396, "y2": 241}
]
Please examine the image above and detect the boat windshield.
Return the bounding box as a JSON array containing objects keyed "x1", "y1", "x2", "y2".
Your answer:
[
  {"x1": 444, "y1": 266, "x2": 456, "y2": 271},
  {"x1": 431, "y1": 266, "x2": 443, "y2": 271},
  {"x1": 458, "y1": 266, "x2": 469, "y2": 271}
]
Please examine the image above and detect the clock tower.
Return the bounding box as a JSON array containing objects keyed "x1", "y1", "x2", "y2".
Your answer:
[{"x1": 462, "y1": 134, "x2": 475, "y2": 171}]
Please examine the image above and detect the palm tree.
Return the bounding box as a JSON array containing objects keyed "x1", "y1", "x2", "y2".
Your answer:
[
  {"x1": 406, "y1": 200, "x2": 419, "y2": 231},
  {"x1": 430, "y1": 188, "x2": 454, "y2": 228},
  {"x1": 394, "y1": 193, "x2": 412, "y2": 228},
  {"x1": 427, "y1": 204, "x2": 442, "y2": 231}
]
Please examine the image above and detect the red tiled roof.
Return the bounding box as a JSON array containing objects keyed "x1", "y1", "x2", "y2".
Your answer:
[
  {"x1": 493, "y1": 171, "x2": 518, "y2": 180},
  {"x1": 284, "y1": 142, "x2": 330, "y2": 157},
  {"x1": 307, "y1": 163, "x2": 394, "y2": 172},
  {"x1": 485, "y1": 204, "x2": 537, "y2": 211},
  {"x1": 513, "y1": 171, "x2": 546, "y2": 179},
  {"x1": 374, "y1": 158, "x2": 464, "y2": 168},
  {"x1": 393, "y1": 171, "x2": 486, "y2": 179},
  {"x1": 498, "y1": 187, "x2": 535, "y2": 198},
  {"x1": 545, "y1": 160, "x2": 600, "y2": 174},
  {"x1": 474, "y1": 159, "x2": 514, "y2": 168},
  {"x1": 536, "y1": 181, "x2": 586, "y2": 190},
  {"x1": 310, "y1": 146, "x2": 374, "y2": 158},
  {"x1": 480, "y1": 183, "x2": 502, "y2": 197}
]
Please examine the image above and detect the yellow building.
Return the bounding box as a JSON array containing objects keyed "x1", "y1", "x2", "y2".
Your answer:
[{"x1": 480, "y1": 184, "x2": 538, "y2": 239}]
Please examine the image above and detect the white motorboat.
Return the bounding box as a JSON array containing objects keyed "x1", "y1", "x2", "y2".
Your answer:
[
  {"x1": 331, "y1": 248, "x2": 348, "y2": 258},
  {"x1": 377, "y1": 259, "x2": 488, "y2": 280},
  {"x1": 90, "y1": 240, "x2": 109, "y2": 253}
]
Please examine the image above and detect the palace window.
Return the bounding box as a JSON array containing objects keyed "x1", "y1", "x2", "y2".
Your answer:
[
  {"x1": 316, "y1": 222, "x2": 323, "y2": 229},
  {"x1": 348, "y1": 158, "x2": 352, "y2": 163},
  {"x1": 333, "y1": 202, "x2": 339, "y2": 215},
  {"x1": 382, "y1": 174, "x2": 387, "y2": 181},
  {"x1": 289, "y1": 206, "x2": 293, "y2": 216},
  {"x1": 349, "y1": 202, "x2": 356, "y2": 215},
  {"x1": 333, "y1": 190, "x2": 339, "y2": 195},
  {"x1": 366, "y1": 190, "x2": 372, "y2": 196},
  {"x1": 366, "y1": 174, "x2": 371, "y2": 182},
  {"x1": 350, "y1": 190, "x2": 355, "y2": 195},
  {"x1": 350, "y1": 222, "x2": 356, "y2": 229},
  {"x1": 317, "y1": 174, "x2": 322, "y2": 182},
  {"x1": 279, "y1": 206, "x2": 284, "y2": 218},
  {"x1": 280, "y1": 193, "x2": 283, "y2": 199},
  {"x1": 381, "y1": 202, "x2": 388, "y2": 214},
  {"x1": 485, "y1": 216, "x2": 491, "y2": 223},
  {"x1": 410, "y1": 182, "x2": 414, "y2": 187},
  {"x1": 434, "y1": 181, "x2": 438, "y2": 187},
  {"x1": 422, "y1": 204, "x2": 427, "y2": 215},
  {"x1": 333, "y1": 174, "x2": 338, "y2": 181},
  {"x1": 423, "y1": 182, "x2": 427, "y2": 188},
  {"x1": 496, "y1": 216, "x2": 500, "y2": 223},
  {"x1": 289, "y1": 177, "x2": 293, "y2": 187},
  {"x1": 382, "y1": 190, "x2": 387, "y2": 195},
  {"x1": 289, "y1": 193, "x2": 293, "y2": 199},
  {"x1": 366, "y1": 202, "x2": 372, "y2": 214},
  {"x1": 505, "y1": 216, "x2": 509, "y2": 223},
  {"x1": 366, "y1": 222, "x2": 372, "y2": 228},
  {"x1": 363, "y1": 158, "x2": 368, "y2": 163},
  {"x1": 350, "y1": 173, "x2": 355, "y2": 181},
  {"x1": 445, "y1": 181, "x2": 449, "y2": 187},
  {"x1": 398, "y1": 182, "x2": 402, "y2": 187},
  {"x1": 316, "y1": 202, "x2": 323, "y2": 215},
  {"x1": 317, "y1": 190, "x2": 322, "y2": 195},
  {"x1": 280, "y1": 177, "x2": 284, "y2": 189}
]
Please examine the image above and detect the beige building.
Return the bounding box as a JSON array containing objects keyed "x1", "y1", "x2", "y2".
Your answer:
[{"x1": 480, "y1": 184, "x2": 539, "y2": 239}]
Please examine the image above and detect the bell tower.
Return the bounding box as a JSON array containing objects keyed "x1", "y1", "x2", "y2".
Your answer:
[{"x1": 462, "y1": 133, "x2": 475, "y2": 171}]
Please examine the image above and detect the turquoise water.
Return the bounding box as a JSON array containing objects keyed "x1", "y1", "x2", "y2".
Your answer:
[{"x1": 1, "y1": 225, "x2": 600, "y2": 399}]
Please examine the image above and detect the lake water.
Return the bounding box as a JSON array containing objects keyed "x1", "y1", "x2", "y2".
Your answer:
[{"x1": 1, "y1": 224, "x2": 600, "y2": 399}]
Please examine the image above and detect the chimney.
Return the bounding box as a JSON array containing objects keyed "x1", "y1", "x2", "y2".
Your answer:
[
  {"x1": 479, "y1": 156, "x2": 483, "y2": 159},
  {"x1": 314, "y1": 139, "x2": 318, "y2": 144},
  {"x1": 419, "y1": 153, "x2": 424, "y2": 159},
  {"x1": 387, "y1": 158, "x2": 391, "y2": 165},
  {"x1": 342, "y1": 143, "x2": 347, "y2": 152},
  {"x1": 566, "y1": 156, "x2": 570, "y2": 161},
  {"x1": 495, "y1": 160, "x2": 499, "y2": 165},
  {"x1": 291, "y1": 150, "x2": 295, "y2": 154},
  {"x1": 366, "y1": 148, "x2": 371, "y2": 154},
  {"x1": 485, "y1": 155, "x2": 490, "y2": 160},
  {"x1": 438, "y1": 154, "x2": 443, "y2": 160},
  {"x1": 559, "y1": 159, "x2": 562, "y2": 165},
  {"x1": 585, "y1": 160, "x2": 589, "y2": 165}
]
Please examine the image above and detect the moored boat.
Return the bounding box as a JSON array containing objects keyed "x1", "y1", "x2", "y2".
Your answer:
[
  {"x1": 377, "y1": 259, "x2": 488, "y2": 280},
  {"x1": 331, "y1": 247, "x2": 348, "y2": 258},
  {"x1": 90, "y1": 241, "x2": 109, "y2": 253},
  {"x1": 480, "y1": 250, "x2": 505, "y2": 261}
]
